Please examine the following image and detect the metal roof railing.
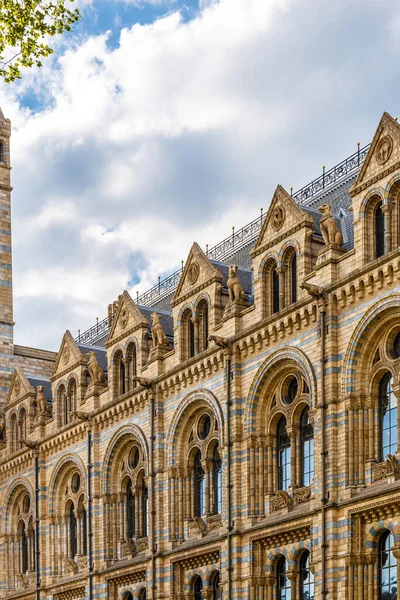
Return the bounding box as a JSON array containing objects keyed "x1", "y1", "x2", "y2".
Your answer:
[{"x1": 75, "y1": 142, "x2": 370, "y2": 344}]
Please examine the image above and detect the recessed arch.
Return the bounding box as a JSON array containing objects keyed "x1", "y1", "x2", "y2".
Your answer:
[
  {"x1": 167, "y1": 389, "x2": 224, "y2": 466},
  {"x1": 245, "y1": 347, "x2": 317, "y2": 435},
  {"x1": 48, "y1": 453, "x2": 86, "y2": 515}
]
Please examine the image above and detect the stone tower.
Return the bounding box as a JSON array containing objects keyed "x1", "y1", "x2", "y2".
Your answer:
[{"x1": 0, "y1": 108, "x2": 13, "y2": 406}]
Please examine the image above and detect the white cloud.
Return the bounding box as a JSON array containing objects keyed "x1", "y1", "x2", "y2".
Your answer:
[{"x1": 2, "y1": 0, "x2": 400, "y2": 350}]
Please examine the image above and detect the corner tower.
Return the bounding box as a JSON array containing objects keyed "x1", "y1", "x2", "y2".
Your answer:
[{"x1": 0, "y1": 108, "x2": 13, "y2": 405}]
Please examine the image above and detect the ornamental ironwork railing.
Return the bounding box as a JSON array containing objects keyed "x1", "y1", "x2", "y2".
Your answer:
[
  {"x1": 75, "y1": 143, "x2": 370, "y2": 344},
  {"x1": 293, "y1": 143, "x2": 370, "y2": 205}
]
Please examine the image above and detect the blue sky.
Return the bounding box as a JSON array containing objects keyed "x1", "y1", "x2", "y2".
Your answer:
[{"x1": 1, "y1": 0, "x2": 400, "y2": 350}]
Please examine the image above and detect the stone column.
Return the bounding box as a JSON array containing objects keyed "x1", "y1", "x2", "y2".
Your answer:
[
  {"x1": 366, "y1": 399, "x2": 376, "y2": 462},
  {"x1": 393, "y1": 386, "x2": 400, "y2": 454},
  {"x1": 202, "y1": 459, "x2": 212, "y2": 516},
  {"x1": 357, "y1": 402, "x2": 365, "y2": 487},
  {"x1": 356, "y1": 555, "x2": 365, "y2": 600},
  {"x1": 265, "y1": 575, "x2": 276, "y2": 600},
  {"x1": 345, "y1": 556, "x2": 355, "y2": 600},
  {"x1": 169, "y1": 469, "x2": 176, "y2": 540},
  {"x1": 266, "y1": 436, "x2": 274, "y2": 494},
  {"x1": 381, "y1": 203, "x2": 394, "y2": 253},
  {"x1": 287, "y1": 427, "x2": 298, "y2": 488},
  {"x1": 258, "y1": 438, "x2": 266, "y2": 517},
  {"x1": 347, "y1": 400, "x2": 355, "y2": 487},
  {"x1": 287, "y1": 568, "x2": 299, "y2": 600},
  {"x1": 276, "y1": 266, "x2": 287, "y2": 311},
  {"x1": 365, "y1": 552, "x2": 378, "y2": 600},
  {"x1": 249, "y1": 438, "x2": 256, "y2": 517}
]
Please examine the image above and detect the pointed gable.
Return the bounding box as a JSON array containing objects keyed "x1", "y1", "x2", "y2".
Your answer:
[
  {"x1": 172, "y1": 242, "x2": 222, "y2": 304},
  {"x1": 107, "y1": 290, "x2": 149, "y2": 344},
  {"x1": 6, "y1": 365, "x2": 34, "y2": 407},
  {"x1": 350, "y1": 112, "x2": 400, "y2": 195},
  {"x1": 252, "y1": 185, "x2": 309, "y2": 255},
  {"x1": 53, "y1": 330, "x2": 84, "y2": 377}
]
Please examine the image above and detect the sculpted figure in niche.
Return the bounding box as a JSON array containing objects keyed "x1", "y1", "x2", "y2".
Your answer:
[
  {"x1": 37, "y1": 386, "x2": 51, "y2": 416},
  {"x1": 86, "y1": 351, "x2": 106, "y2": 384},
  {"x1": 318, "y1": 204, "x2": 343, "y2": 247},
  {"x1": 227, "y1": 265, "x2": 248, "y2": 303},
  {"x1": 151, "y1": 313, "x2": 169, "y2": 347}
]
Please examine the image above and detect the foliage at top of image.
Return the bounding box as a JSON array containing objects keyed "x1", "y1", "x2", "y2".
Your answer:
[{"x1": 0, "y1": 0, "x2": 81, "y2": 83}]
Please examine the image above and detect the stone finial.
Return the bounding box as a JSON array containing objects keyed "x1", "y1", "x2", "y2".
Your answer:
[
  {"x1": 318, "y1": 204, "x2": 344, "y2": 247},
  {"x1": 227, "y1": 265, "x2": 248, "y2": 303},
  {"x1": 151, "y1": 313, "x2": 169, "y2": 348}
]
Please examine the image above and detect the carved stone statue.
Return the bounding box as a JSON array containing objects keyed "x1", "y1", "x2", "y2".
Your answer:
[
  {"x1": 151, "y1": 313, "x2": 169, "y2": 347},
  {"x1": 86, "y1": 351, "x2": 105, "y2": 384},
  {"x1": 318, "y1": 204, "x2": 343, "y2": 247},
  {"x1": 227, "y1": 265, "x2": 247, "y2": 303},
  {"x1": 62, "y1": 556, "x2": 79, "y2": 575},
  {"x1": 386, "y1": 454, "x2": 400, "y2": 475},
  {"x1": 37, "y1": 386, "x2": 51, "y2": 417}
]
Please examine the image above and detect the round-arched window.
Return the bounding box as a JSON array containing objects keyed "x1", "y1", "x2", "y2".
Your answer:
[
  {"x1": 379, "y1": 373, "x2": 397, "y2": 460},
  {"x1": 71, "y1": 473, "x2": 81, "y2": 494},
  {"x1": 128, "y1": 446, "x2": 140, "y2": 470},
  {"x1": 379, "y1": 531, "x2": 397, "y2": 600},
  {"x1": 198, "y1": 414, "x2": 211, "y2": 440},
  {"x1": 277, "y1": 417, "x2": 291, "y2": 491}
]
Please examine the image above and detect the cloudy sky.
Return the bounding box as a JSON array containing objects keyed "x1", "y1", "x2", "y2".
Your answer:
[{"x1": 1, "y1": 0, "x2": 400, "y2": 351}]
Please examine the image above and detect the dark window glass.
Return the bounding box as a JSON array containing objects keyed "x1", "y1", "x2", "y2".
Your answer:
[
  {"x1": 127, "y1": 480, "x2": 135, "y2": 539},
  {"x1": 213, "y1": 572, "x2": 221, "y2": 600},
  {"x1": 126, "y1": 594, "x2": 133, "y2": 600},
  {"x1": 213, "y1": 446, "x2": 222, "y2": 514},
  {"x1": 139, "y1": 589, "x2": 146, "y2": 599},
  {"x1": 392, "y1": 333, "x2": 400, "y2": 359},
  {"x1": 379, "y1": 374, "x2": 397, "y2": 460},
  {"x1": 141, "y1": 480, "x2": 148, "y2": 537},
  {"x1": 376, "y1": 202, "x2": 386, "y2": 258},
  {"x1": 82, "y1": 506, "x2": 87, "y2": 556},
  {"x1": 194, "y1": 450, "x2": 206, "y2": 517},
  {"x1": 301, "y1": 408, "x2": 314, "y2": 487},
  {"x1": 198, "y1": 414, "x2": 211, "y2": 440},
  {"x1": 189, "y1": 318, "x2": 195, "y2": 358},
  {"x1": 69, "y1": 503, "x2": 77, "y2": 558},
  {"x1": 273, "y1": 268, "x2": 280, "y2": 314},
  {"x1": 194, "y1": 576, "x2": 203, "y2": 600},
  {"x1": 277, "y1": 417, "x2": 291, "y2": 491},
  {"x1": 0, "y1": 141, "x2": 4, "y2": 163},
  {"x1": 300, "y1": 550, "x2": 314, "y2": 600},
  {"x1": 21, "y1": 522, "x2": 28, "y2": 573},
  {"x1": 277, "y1": 556, "x2": 291, "y2": 600},
  {"x1": 291, "y1": 254, "x2": 297, "y2": 304},
  {"x1": 120, "y1": 359, "x2": 126, "y2": 395},
  {"x1": 284, "y1": 377, "x2": 298, "y2": 404},
  {"x1": 379, "y1": 532, "x2": 397, "y2": 600}
]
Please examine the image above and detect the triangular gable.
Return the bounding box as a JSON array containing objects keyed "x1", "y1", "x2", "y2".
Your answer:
[
  {"x1": 173, "y1": 242, "x2": 222, "y2": 302},
  {"x1": 351, "y1": 112, "x2": 400, "y2": 193},
  {"x1": 6, "y1": 365, "x2": 34, "y2": 407},
  {"x1": 54, "y1": 330, "x2": 84, "y2": 376},
  {"x1": 107, "y1": 290, "x2": 149, "y2": 343},
  {"x1": 253, "y1": 185, "x2": 309, "y2": 252}
]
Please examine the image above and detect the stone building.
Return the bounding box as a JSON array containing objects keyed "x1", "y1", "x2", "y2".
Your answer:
[{"x1": 0, "y1": 109, "x2": 400, "y2": 600}]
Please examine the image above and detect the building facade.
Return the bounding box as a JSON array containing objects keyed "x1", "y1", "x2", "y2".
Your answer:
[{"x1": 0, "y1": 110, "x2": 400, "y2": 600}]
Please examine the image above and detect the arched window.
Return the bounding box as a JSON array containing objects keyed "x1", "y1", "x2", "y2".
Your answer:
[
  {"x1": 125, "y1": 594, "x2": 133, "y2": 600},
  {"x1": 10, "y1": 413, "x2": 18, "y2": 452},
  {"x1": 114, "y1": 350, "x2": 125, "y2": 397},
  {"x1": 126, "y1": 343, "x2": 137, "y2": 391},
  {"x1": 276, "y1": 556, "x2": 290, "y2": 600},
  {"x1": 141, "y1": 479, "x2": 148, "y2": 537},
  {"x1": 194, "y1": 450, "x2": 205, "y2": 517},
  {"x1": 213, "y1": 445, "x2": 222, "y2": 514},
  {"x1": 277, "y1": 417, "x2": 291, "y2": 491},
  {"x1": 69, "y1": 503, "x2": 77, "y2": 558},
  {"x1": 68, "y1": 379, "x2": 77, "y2": 421},
  {"x1": 20, "y1": 521, "x2": 28, "y2": 573},
  {"x1": 379, "y1": 531, "x2": 397, "y2": 600},
  {"x1": 126, "y1": 479, "x2": 135, "y2": 540},
  {"x1": 182, "y1": 309, "x2": 195, "y2": 360},
  {"x1": 379, "y1": 373, "x2": 397, "y2": 460},
  {"x1": 212, "y1": 572, "x2": 221, "y2": 600},
  {"x1": 272, "y1": 266, "x2": 280, "y2": 314},
  {"x1": 375, "y1": 201, "x2": 386, "y2": 258},
  {"x1": 300, "y1": 407, "x2": 314, "y2": 487},
  {"x1": 290, "y1": 253, "x2": 297, "y2": 304},
  {"x1": 300, "y1": 550, "x2": 314, "y2": 600},
  {"x1": 58, "y1": 385, "x2": 67, "y2": 427},
  {"x1": 0, "y1": 140, "x2": 4, "y2": 163},
  {"x1": 193, "y1": 576, "x2": 203, "y2": 600},
  {"x1": 138, "y1": 589, "x2": 146, "y2": 599},
  {"x1": 198, "y1": 300, "x2": 209, "y2": 353},
  {"x1": 19, "y1": 408, "x2": 27, "y2": 443}
]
